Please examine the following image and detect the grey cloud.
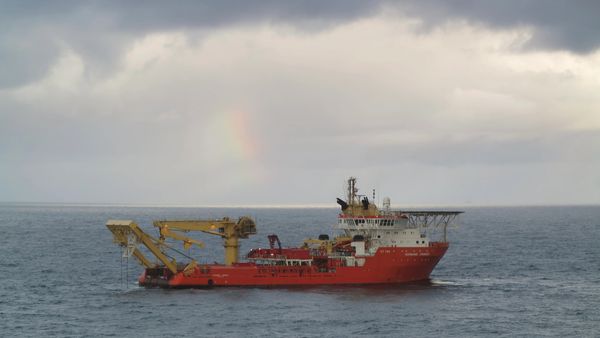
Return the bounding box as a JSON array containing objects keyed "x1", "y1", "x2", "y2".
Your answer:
[
  {"x1": 2, "y1": 0, "x2": 600, "y2": 89},
  {"x1": 1, "y1": 0, "x2": 600, "y2": 205},
  {"x1": 0, "y1": 0, "x2": 383, "y2": 88},
  {"x1": 400, "y1": 0, "x2": 600, "y2": 53},
  {"x1": 366, "y1": 132, "x2": 600, "y2": 167},
  {"x1": 0, "y1": 34, "x2": 59, "y2": 87},
  {"x1": 267, "y1": 129, "x2": 600, "y2": 170}
]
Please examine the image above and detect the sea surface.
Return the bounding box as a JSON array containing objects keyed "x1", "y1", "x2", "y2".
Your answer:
[{"x1": 0, "y1": 204, "x2": 599, "y2": 337}]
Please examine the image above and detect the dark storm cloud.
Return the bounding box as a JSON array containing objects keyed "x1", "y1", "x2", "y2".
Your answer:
[
  {"x1": 0, "y1": 0, "x2": 382, "y2": 88},
  {"x1": 2, "y1": 0, "x2": 600, "y2": 89},
  {"x1": 402, "y1": 0, "x2": 600, "y2": 53}
]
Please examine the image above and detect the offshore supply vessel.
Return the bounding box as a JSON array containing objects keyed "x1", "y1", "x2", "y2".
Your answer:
[{"x1": 106, "y1": 177, "x2": 462, "y2": 287}]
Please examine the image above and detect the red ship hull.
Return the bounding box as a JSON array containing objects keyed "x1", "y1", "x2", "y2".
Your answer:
[{"x1": 139, "y1": 242, "x2": 448, "y2": 288}]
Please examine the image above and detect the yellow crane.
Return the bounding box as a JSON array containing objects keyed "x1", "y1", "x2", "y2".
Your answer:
[
  {"x1": 152, "y1": 216, "x2": 256, "y2": 266},
  {"x1": 157, "y1": 225, "x2": 205, "y2": 250},
  {"x1": 106, "y1": 216, "x2": 256, "y2": 274}
]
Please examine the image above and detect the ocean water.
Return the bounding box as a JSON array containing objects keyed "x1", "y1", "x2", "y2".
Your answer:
[{"x1": 0, "y1": 204, "x2": 599, "y2": 337}]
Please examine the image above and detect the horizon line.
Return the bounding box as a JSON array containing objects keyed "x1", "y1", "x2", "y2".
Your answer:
[{"x1": 1, "y1": 201, "x2": 599, "y2": 209}]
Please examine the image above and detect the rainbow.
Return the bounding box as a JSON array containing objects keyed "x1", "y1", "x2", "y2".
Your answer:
[{"x1": 205, "y1": 110, "x2": 264, "y2": 183}]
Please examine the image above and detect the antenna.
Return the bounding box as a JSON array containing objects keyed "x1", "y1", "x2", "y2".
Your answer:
[{"x1": 347, "y1": 176, "x2": 357, "y2": 204}]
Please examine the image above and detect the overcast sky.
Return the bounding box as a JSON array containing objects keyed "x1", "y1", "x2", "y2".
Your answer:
[{"x1": 1, "y1": 0, "x2": 599, "y2": 206}]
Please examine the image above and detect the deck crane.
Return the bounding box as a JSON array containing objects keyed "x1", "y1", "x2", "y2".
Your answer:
[
  {"x1": 106, "y1": 216, "x2": 257, "y2": 275},
  {"x1": 152, "y1": 216, "x2": 256, "y2": 266},
  {"x1": 157, "y1": 224, "x2": 205, "y2": 250}
]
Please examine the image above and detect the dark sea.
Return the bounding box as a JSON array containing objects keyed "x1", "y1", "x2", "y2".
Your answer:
[{"x1": 1, "y1": 204, "x2": 599, "y2": 337}]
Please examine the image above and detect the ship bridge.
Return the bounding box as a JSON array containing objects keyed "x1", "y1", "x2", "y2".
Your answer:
[
  {"x1": 335, "y1": 211, "x2": 462, "y2": 251},
  {"x1": 334, "y1": 177, "x2": 462, "y2": 252}
]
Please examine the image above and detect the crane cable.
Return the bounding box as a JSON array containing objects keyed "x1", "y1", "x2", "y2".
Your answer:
[{"x1": 150, "y1": 236, "x2": 197, "y2": 261}]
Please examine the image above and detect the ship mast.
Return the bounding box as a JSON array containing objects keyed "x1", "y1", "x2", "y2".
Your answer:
[
  {"x1": 338, "y1": 177, "x2": 379, "y2": 217},
  {"x1": 347, "y1": 176, "x2": 358, "y2": 206}
]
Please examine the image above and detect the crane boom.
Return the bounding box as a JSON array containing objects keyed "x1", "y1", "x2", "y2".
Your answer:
[
  {"x1": 153, "y1": 217, "x2": 256, "y2": 265},
  {"x1": 107, "y1": 216, "x2": 257, "y2": 276},
  {"x1": 106, "y1": 220, "x2": 179, "y2": 274},
  {"x1": 158, "y1": 226, "x2": 205, "y2": 250}
]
